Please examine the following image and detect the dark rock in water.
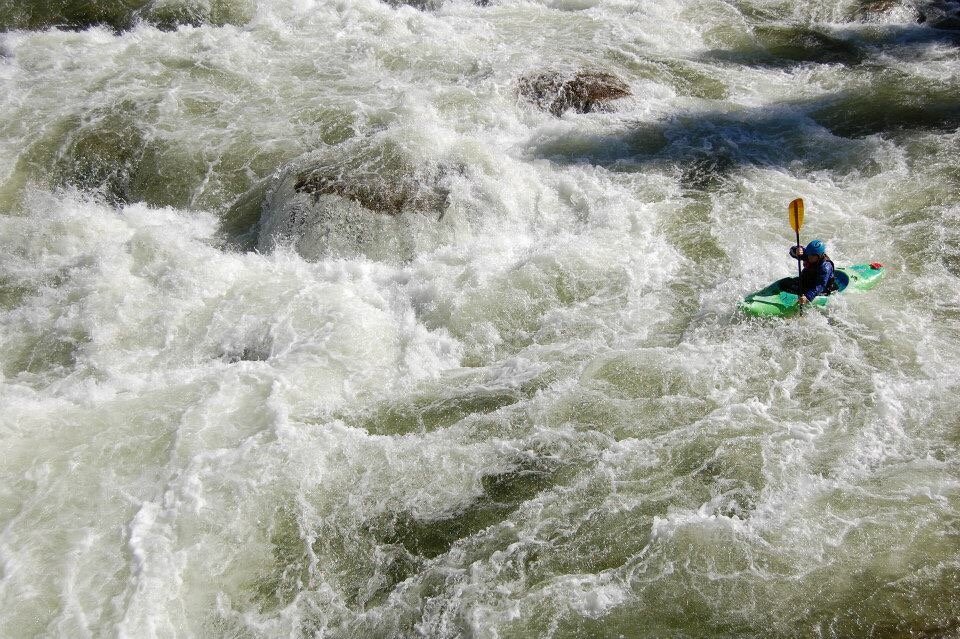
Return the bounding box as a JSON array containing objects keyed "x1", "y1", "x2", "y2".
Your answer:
[
  {"x1": 49, "y1": 110, "x2": 149, "y2": 205},
  {"x1": 293, "y1": 168, "x2": 447, "y2": 217},
  {"x1": 517, "y1": 70, "x2": 631, "y2": 117},
  {"x1": 40, "y1": 101, "x2": 208, "y2": 209},
  {"x1": 753, "y1": 26, "x2": 864, "y2": 65},
  {"x1": 9, "y1": 99, "x2": 261, "y2": 215},
  {"x1": 250, "y1": 139, "x2": 457, "y2": 261},
  {"x1": 810, "y1": 72, "x2": 960, "y2": 137},
  {"x1": 292, "y1": 147, "x2": 452, "y2": 217},
  {"x1": 220, "y1": 178, "x2": 272, "y2": 252},
  {"x1": 137, "y1": 4, "x2": 210, "y2": 31},
  {"x1": 680, "y1": 154, "x2": 736, "y2": 191},
  {"x1": 918, "y1": 0, "x2": 960, "y2": 29},
  {"x1": 381, "y1": 0, "x2": 445, "y2": 9},
  {"x1": 0, "y1": 0, "x2": 147, "y2": 32},
  {"x1": 857, "y1": 0, "x2": 901, "y2": 13},
  {"x1": 372, "y1": 453, "x2": 566, "y2": 559},
  {"x1": 141, "y1": 1, "x2": 255, "y2": 30},
  {"x1": 380, "y1": 0, "x2": 494, "y2": 11},
  {"x1": 0, "y1": 0, "x2": 252, "y2": 33},
  {"x1": 703, "y1": 25, "x2": 864, "y2": 68}
]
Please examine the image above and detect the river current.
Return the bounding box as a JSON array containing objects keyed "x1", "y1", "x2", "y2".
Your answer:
[{"x1": 1, "y1": 0, "x2": 959, "y2": 637}]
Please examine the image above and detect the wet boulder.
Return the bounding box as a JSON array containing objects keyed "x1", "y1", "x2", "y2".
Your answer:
[
  {"x1": 381, "y1": 0, "x2": 491, "y2": 8},
  {"x1": 382, "y1": 0, "x2": 445, "y2": 9},
  {"x1": 292, "y1": 158, "x2": 450, "y2": 217},
  {"x1": 246, "y1": 139, "x2": 457, "y2": 261},
  {"x1": 517, "y1": 70, "x2": 631, "y2": 117}
]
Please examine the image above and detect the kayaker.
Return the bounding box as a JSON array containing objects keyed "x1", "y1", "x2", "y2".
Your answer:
[{"x1": 787, "y1": 239, "x2": 836, "y2": 304}]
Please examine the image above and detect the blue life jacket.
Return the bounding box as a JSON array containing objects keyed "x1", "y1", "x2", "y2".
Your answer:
[
  {"x1": 800, "y1": 256, "x2": 836, "y2": 300},
  {"x1": 790, "y1": 246, "x2": 837, "y2": 300}
]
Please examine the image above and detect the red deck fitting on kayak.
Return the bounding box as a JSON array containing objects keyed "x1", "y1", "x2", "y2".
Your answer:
[{"x1": 870, "y1": 262, "x2": 884, "y2": 269}]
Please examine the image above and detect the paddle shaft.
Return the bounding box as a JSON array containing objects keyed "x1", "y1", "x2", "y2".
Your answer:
[
  {"x1": 795, "y1": 228, "x2": 803, "y2": 313},
  {"x1": 789, "y1": 198, "x2": 805, "y2": 313},
  {"x1": 795, "y1": 228, "x2": 802, "y2": 280}
]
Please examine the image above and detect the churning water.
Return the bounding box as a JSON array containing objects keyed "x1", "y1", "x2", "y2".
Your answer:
[{"x1": 1, "y1": 0, "x2": 960, "y2": 636}]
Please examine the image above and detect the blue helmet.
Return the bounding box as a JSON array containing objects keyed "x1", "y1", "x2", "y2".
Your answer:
[{"x1": 804, "y1": 239, "x2": 826, "y2": 256}]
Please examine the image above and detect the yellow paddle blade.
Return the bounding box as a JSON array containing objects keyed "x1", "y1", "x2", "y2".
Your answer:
[{"x1": 789, "y1": 198, "x2": 805, "y2": 233}]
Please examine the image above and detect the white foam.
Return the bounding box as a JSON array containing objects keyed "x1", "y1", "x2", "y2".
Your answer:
[{"x1": 3, "y1": 0, "x2": 960, "y2": 636}]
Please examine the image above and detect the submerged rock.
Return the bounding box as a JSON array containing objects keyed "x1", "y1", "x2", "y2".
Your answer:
[
  {"x1": 680, "y1": 153, "x2": 736, "y2": 191},
  {"x1": 293, "y1": 159, "x2": 450, "y2": 217},
  {"x1": 753, "y1": 25, "x2": 864, "y2": 65},
  {"x1": 918, "y1": 0, "x2": 960, "y2": 29},
  {"x1": 137, "y1": 0, "x2": 255, "y2": 31},
  {"x1": 219, "y1": 177, "x2": 271, "y2": 252},
  {"x1": 810, "y1": 72, "x2": 960, "y2": 137},
  {"x1": 381, "y1": 0, "x2": 491, "y2": 9},
  {"x1": 51, "y1": 109, "x2": 150, "y2": 205},
  {"x1": 381, "y1": 0, "x2": 445, "y2": 10},
  {"x1": 0, "y1": 0, "x2": 147, "y2": 31},
  {"x1": 517, "y1": 70, "x2": 631, "y2": 116},
  {"x1": 857, "y1": 0, "x2": 901, "y2": 13},
  {"x1": 372, "y1": 453, "x2": 565, "y2": 559},
  {"x1": 25, "y1": 100, "x2": 229, "y2": 210},
  {"x1": 0, "y1": 0, "x2": 253, "y2": 32},
  {"x1": 705, "y1": 25, "x2": 864, "y2": 67},
  {"x1": 243, "y1": 139, "x2": 457, "y2": 261}
]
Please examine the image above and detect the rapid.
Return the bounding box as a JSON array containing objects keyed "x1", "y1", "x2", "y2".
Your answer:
[{"x1": 1, "y1": 0, "x2": 959, "y2": 636}]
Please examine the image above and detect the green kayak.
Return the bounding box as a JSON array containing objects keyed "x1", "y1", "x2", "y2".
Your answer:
[{"x1": 740, "y1": 263, "x2": 885, "y2": 317}]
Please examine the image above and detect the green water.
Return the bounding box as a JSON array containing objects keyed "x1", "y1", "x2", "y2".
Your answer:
[{"x1": 1, "y1": 0, "x2": 959, "y2": 637}]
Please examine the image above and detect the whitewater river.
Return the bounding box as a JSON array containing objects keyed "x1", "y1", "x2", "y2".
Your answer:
[{"x1": 1, "y1": 0, "x2": 959, "y2": 636}]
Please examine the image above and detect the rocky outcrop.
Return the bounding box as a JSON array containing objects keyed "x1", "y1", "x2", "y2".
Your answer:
[{"x1": 517, "y1": 70, "x2": 630, "y2": 116}]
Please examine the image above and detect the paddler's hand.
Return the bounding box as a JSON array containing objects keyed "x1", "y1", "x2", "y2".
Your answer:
[
  {"x1": 789, "y1": 245, "x2": 805, "y2": 259},
  {"x1": 798, "y1": 295, "x2": 809, "y2": 305}
]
